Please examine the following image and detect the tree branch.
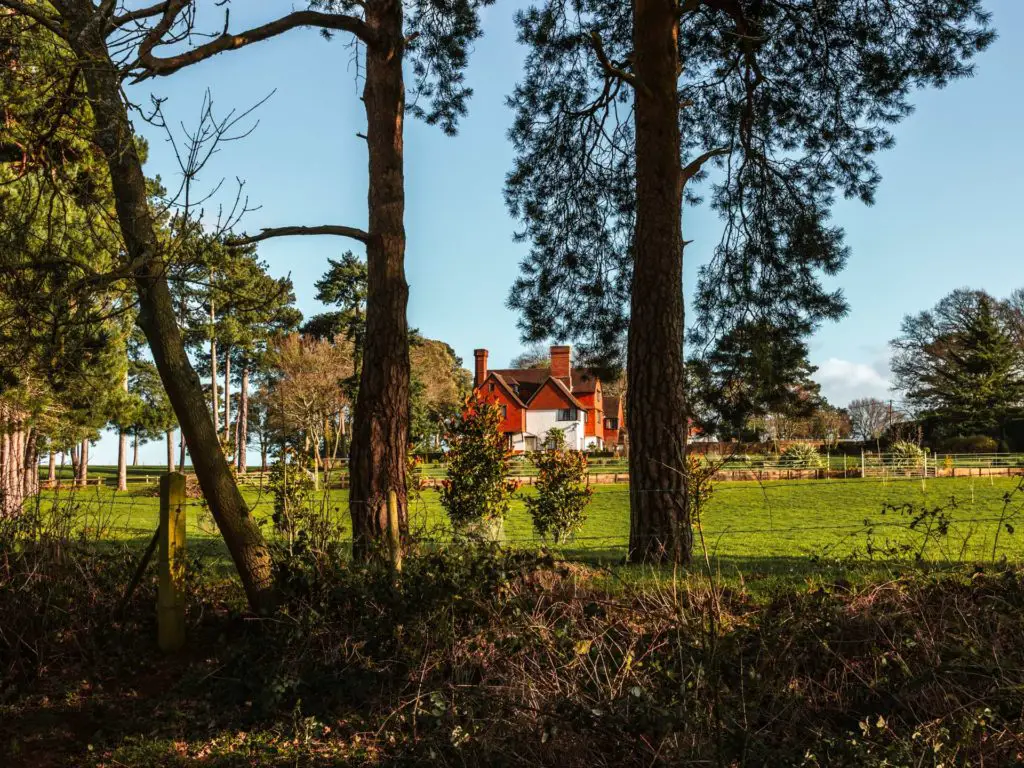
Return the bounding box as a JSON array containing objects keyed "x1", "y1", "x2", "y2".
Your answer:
[
  {"x1": 135, "y1": 3, "x2": 377, "y2": 81},
  {"x1": 682, "y1": 146, "x2": 731, "y2": 182},
  {"x1": 0, "y1": 0, "x2": 64, "y2": 37},
  {"x1": 589, "y1": 31, "x2": 651, "y2": 99},
  {"x1": 228, "y1": 225, "x2": 370, "y2": 246},
  {"x1": 110, "y1": 1, "x2": 171, "y2": 30}
]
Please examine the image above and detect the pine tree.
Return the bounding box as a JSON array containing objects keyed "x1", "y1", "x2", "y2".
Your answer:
[
  {"x1": 505, "y1": 0, "x2": 993, "y2": 563},
  {"x1": 894, "y1": 291, "x2": 1024, "y2": 444}
]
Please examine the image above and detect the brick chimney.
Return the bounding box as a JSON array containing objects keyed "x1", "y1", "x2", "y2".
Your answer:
[
  {"x1": 473, "y1": 348, "x2": 489, "y2": 389},
  {"x1": 550, "y1": 345, "x2": 571, "y2": 383}
]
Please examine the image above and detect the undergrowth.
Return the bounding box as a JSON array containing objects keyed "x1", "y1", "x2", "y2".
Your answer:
[{"x1": 3, "y1": 494, "x2": 1024, "y2": 766}]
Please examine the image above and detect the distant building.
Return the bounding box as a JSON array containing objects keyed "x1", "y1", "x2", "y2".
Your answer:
[{"x1": 472, "y1": 345, "x2": 625, "y2": 452}]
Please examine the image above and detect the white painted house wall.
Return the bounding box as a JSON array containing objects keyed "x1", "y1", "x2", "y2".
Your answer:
[{"x1": 525, "y1": 409, "x2": 586, "y2": 450}]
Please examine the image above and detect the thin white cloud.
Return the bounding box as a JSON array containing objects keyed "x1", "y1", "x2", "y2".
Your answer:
[{"x1": 815, "y1": 357, "x2": 892, "y2": 406}]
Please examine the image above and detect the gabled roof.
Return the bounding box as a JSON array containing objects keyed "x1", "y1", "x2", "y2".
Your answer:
[
  {"x1": 479, "y1": 372, "x2": 527, "y2": 408},
  {"x1": 604, "y1": 395, "x2": 621, "y2": 417},
  {"x1": 527, "y1": 375, "x2": 587, "y2": 410},
  {"x1": 478, "y1": 370, "x2": 588, "y2": 411},
  {"x1": 488, "y1": 366, "x2": 601, "y2": 397}
]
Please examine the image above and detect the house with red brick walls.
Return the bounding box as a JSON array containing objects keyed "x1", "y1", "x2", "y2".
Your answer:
[{"x1": 472, "y1": 345, "x2": 624, "y2": 452}]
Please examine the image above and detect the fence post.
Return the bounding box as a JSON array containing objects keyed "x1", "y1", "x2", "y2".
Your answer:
[
  {"x1": 387, "y1": 489, "x2": 402, "y2": 574},
  {"x1": 860, "y1": 448, "x2": 865, "y2": 479},
  {"x1": 158, "y1": 472, "x2": 186, "y2": 652}
]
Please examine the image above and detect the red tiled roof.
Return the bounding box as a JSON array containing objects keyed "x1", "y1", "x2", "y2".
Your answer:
[{"x1": 488, "y1": 366, "x2": 600, "y2": 396}]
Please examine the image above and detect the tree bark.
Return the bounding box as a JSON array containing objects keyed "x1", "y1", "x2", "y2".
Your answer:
[
  {"x1": 179, "y1": 433, "x2": 187, "y2": 469},
  {"x1": 69, "y1": 443, "x2": 79, "y2": 482},
  {"x1": 132, "y1": 433, "x2": 139, "y2": 466},
  {"x1": 23, "y1": 428, "x2": 38, "y2": 498},
  {"x1": 626, "y1": 0, "x2": 691, "y2": 564},
  {"x1": 0, "y1": 406, "x2": 28, "y2": 517},
  {"x1": 223, "y1": 349, "x2": 231, "y2": 449},
  {"x1": 348, "y1": 0, "x2": 411, "y2": 561},
  {"x1": 79, "y1": 438, "x2": 89, "y2": 486},
  {"x1": 167, "y1": 430, "x2": 176, "y2": 473},
  {"x1": 71, "y1": 17, "x2": 275, "y2": 612},
  {"x1": 118, "y1": 369, "x2": 129, "y2": 490},
  {"x1": 238, "y1": 367, "x2": 249, "y2": 473},
  {"x1": 47, "y1": 451, "x2": 57, "y2": 487},
  {"x1": 211, "y1": 295, "x2": 219, "y2": 434}
]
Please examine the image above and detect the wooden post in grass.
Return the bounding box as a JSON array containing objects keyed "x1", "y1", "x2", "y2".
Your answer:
[
  {"x1": 388, "y1": 489, "x2": 402, "y2": 574},
  {"x1": 158, "y1": 472, "x2": 186, "y2": 652}
]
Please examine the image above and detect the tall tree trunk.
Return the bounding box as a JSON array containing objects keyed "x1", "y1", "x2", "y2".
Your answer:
[
  {"x1": 167, "y1": 430, "x2": 176, "y2": 473},
  {"x1": 132, "y1": 433, "x2": 139, "y2": 466},
  {"x1": 117, "y1": 369, "x2": 129, "y2": 491},
  {"x1": 73, "y1": 21, "x2": 275, "y2": 612},
  {"x1": 211, "y1": 296, "x2": 219, "y2": 435},
  {"x1": 627, "y1": 0, "x2": 690, "y2": 564},
  {"x1": 238, "y1": 368, "x2": 249, "y2": 474},
  {"x1": 69, "y1": 443, "x2": 79, "y2": 482},
  {"x1": 79, "y1": 438, "x2": 89, "y2": 486},
  {"x1": 0, "y1": 406, "x2": 26, "y2": 517},
  {"x1": 348, "y1": 0, "x2": 411, "y2": 561},
  {"x1": 22, "y1": 428, "x2": 38, "y2": 498},
  {"x1": 47, "y1": 451, "x2": 56, "y2": 487},
  {"x1": 223, "y1": 350, "x2": 231, "y2": 451},
  {"x1": 179, "y1": 433, "x2": 187, "y2": 470}
]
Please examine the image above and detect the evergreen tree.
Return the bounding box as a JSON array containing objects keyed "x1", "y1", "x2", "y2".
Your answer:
[
  {"x1": 893, "y1": 290, "x2": 1024, "y2": 445},
  {"x1": 688, "y1": 320, "x2": 820, "y2": 439},
  {"x1": 505, "y1": 0, "x2": 993, "y2": 563}
]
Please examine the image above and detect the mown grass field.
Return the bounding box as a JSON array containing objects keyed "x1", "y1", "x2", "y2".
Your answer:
[{"x1": 37, "y1": 471, "x2": 1024, "y2": 584}]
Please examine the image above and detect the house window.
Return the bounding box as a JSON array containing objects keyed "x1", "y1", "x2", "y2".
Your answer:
[
  {"x1": 605, "y1": 418, "x2": 618, "y2": 430},
  {"x1": 489, "y1": 383, "x2": 495, "y2": 392},
  {"x1": 500, "y1": 405, "x2": 507, "y2": 418},
  {"x1": 583, "y1": 411, "x2": 588, "y2": 424},
  {"x1": 557, "y1": 407, "x2": 577, "y2": 421}
]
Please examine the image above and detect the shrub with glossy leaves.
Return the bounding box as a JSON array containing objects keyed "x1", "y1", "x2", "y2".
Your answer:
[
  {"x1": 439, "y1": 397, "x2": 518, "y2": 531},
  {"x1": 525, "y1": 448, "x2": 592, "y2": 543}
]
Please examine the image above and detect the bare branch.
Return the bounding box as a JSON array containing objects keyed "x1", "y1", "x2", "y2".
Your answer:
[
  {"x1": 228, "y1": 225, "x2": 370, "y2": 246},
  {"x1": 110, "y1": 1, "x2": 171, "y2": 29},
  {"x1": 134, "y1": 2, "x2": 377, "y2": 80},
  {"x1": 681, "y1": 146, "x2": 731, "y2": 182}
]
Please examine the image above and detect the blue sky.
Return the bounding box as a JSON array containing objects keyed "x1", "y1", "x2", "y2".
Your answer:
[{"x1": 94, "y1": 0, "x2": 1023, "y2": 463}]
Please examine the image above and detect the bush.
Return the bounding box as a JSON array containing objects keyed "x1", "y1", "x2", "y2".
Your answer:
[
  {"x1": 778, "y1": 443, "x2": 823, "y2": 468},
  {"x1": 439, "y1": 397, "x2": 518, "y2": 533},
  {"x1": 524, "y1": 448, "x2": 593, "y2": 543},
  {"x1": 890, "y1": 440, "x2": 926, "y2": 470},
  {"x1": 939, "y1": 434, "x2": 999, "y2": 454},
  {"x1": 268, "y1": 451, "x2": 340, "y2": 558}
]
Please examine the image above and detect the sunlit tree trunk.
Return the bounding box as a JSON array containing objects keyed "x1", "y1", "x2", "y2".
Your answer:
[
  {"x1": 349, "y1": 0, "x2": 411, "y2": 560},
  {"x1": 627, "y1": 0, "x2": 690, "y2": 564},
  {"x1": 167, "y1": 430, "x2": 175, "y2": 473},
  {"x1": 238, "y1": 367, "x2": 249, "y2": 474},
  {"x1": 117, "y1": 370, "x2": 129, "y2": 490},
  {"x1": 72, "y1": 17, "x2": 275, "y2": 611},
  {"x1": 223, "y1": 349, "x2": 231, "y2": 449}
]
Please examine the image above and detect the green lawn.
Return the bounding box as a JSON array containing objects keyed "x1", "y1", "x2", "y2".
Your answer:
[{"x1": 36, "y1": 474, "x2": 1024, "y2": 572}]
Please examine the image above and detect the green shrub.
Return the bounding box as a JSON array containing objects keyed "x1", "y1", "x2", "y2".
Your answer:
[
  {"x1": 939, "y1": 434, "x2": 999, "y2": 454},
  {"x1": 268, "y1": 451, "x2": 340, "y2": 558},
  {"x1": 779, "y1": 443, "x2": 823, "y2": 468},
  {"x1": 439, "y1": 397, "x2": 518, "y2": 533},
  {"x1": 524, "y1": 449, "x2": 593, "y2": 543},
  {"x1": 890, "y1": 440, "x2": 926, "y2": 470}
]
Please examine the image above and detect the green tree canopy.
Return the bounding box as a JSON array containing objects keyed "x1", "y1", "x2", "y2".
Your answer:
[{"x1": 891, "y1": 289, "x2": 1024, "y2": 446}]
